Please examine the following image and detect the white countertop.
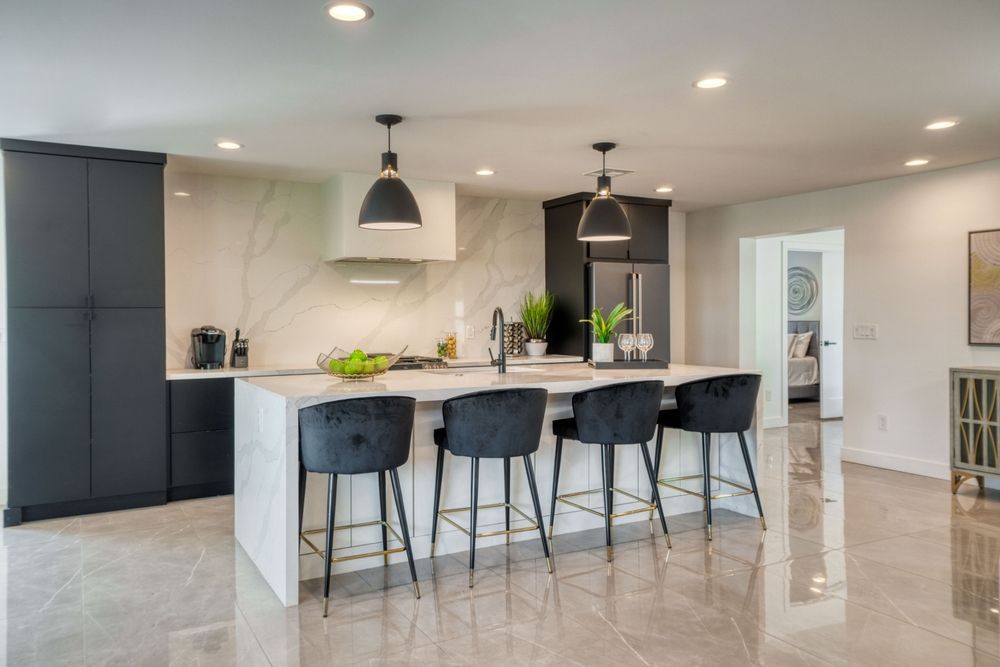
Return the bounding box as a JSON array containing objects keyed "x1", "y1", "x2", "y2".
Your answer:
[
  {"x1": 242, "y1": 362, "x2": 753, "y2": 403},
  {"x1": 165, "y1": 354, "x2": 582, "y2": 381}
]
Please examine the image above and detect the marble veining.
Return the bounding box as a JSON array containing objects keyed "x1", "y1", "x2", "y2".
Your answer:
[{"x1": 165, "y1": 173, "x2": 544, "y2": 369}]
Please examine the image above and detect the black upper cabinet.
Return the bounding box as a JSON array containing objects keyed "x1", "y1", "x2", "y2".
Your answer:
[
  {"x1": 7, "y1": 308, "x2": 92, "y2": 507},
  {"x1": 91, "y1": 308, "x2": 167, "y2": 498},
  {"x1": 4, "y1": 152, "x2": 90, "y2": 307},
  {"x1": 624, "y1": 203, "x2": 669, "y2": 262},
  {"x1": 89, "y1": 160, "x2": 165, "y2": 307}
]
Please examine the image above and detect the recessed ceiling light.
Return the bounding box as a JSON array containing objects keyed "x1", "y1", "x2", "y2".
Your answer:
[
  {"x1": 809, "y1": 587, "x2": 824, "y2": 594},
  {"x1": 216, "y1": 140, "x2": 243, "y2": 150},
  {"x1": 694, "y1": 77, "x2": 728, "y2": 89},
  {"x1": 925, "y1": 120, "x2": 958, "y2": 130},
  {"x1": 655, "y1": 185, "x2": 673, "y2": 193},
  {"x1": 904, "y1": 158, "x2": 929, "y2": 167},
  {"x1": 326, "y1": 1, "x2": 373, "y2": 22},
  {"x1": 475, "y1": 168, "x2": 495, "y2": 176},
  {"x1": 173, "y1": 191, "x2": 191, "y2": 197},
  {"x1": 811, "y1": 575, "x2": 826, "y2": 583}
]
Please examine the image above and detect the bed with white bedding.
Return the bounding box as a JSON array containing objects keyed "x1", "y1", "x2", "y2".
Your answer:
[{"x1": 788, "y1": 321, "x2": 820, "y2": 400}]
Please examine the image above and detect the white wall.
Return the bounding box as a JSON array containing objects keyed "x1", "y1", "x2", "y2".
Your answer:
[
  {"x1": 165, "y1": 173, "x2": 545, "y2": 368},
  {"x1": 687, "y1": 158, "x2": 1000, "y2": 479}
]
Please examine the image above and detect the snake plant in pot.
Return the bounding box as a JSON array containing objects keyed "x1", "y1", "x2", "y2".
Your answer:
[
  {"x1": 519, "y1": 290, "x2": 555, "y2": 356},
  {"x1": 580, "y1": 302, "x2": 633, "y2": 362}
]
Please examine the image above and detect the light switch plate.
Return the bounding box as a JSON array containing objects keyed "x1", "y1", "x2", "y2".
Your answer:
[{"x1": 853, "y1": 323, "x2": 878, "y2": 340}]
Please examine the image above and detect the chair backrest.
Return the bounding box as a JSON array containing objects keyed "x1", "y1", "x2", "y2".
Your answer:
[
  {"x1": 675, "y1": 374, "x2": 761, "y2": 434},
  {"x1": 442, "y1": 388, "x2": 548, "y2": 458},
  {"x1": 298, "y1": 396, "x2": 415, "y2": 475},
  {"x1": 571, "y1": 381, "x2": 664, "y2": 444}
]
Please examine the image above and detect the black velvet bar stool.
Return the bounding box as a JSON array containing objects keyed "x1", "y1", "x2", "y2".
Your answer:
[
  {"x1": 430, "y1": 388, "x2": 551, "y2": 587},
  {"x1": 298, "y1": 396, "x2": 420, "y2": 616},
  {"x1": 651, "y1": 374, "x2": 765, "y2": 541},
  {"x1": 548, "y1": 381, "x2": 671, "y2": 562}
]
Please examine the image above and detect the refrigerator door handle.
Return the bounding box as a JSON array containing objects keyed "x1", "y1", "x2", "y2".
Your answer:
[{"x1": 635, "y1": 272, "x2": 643, "y2": 334}]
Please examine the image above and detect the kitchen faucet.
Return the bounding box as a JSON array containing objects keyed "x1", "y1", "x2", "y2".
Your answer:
[{"x1": 490, "y1": 307, "x2": 507, "y2": 374}]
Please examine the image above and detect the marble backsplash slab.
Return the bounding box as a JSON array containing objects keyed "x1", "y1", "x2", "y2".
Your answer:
[{"x1": 164, "y1": 173, "x2": 544, "y2": 369}]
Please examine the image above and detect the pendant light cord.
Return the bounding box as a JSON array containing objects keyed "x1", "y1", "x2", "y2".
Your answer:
[
  {"x1": 602, "y1": 149, "x2": 606, "y2": 176},
  {"x1": 387, "y1": 123, "x2": 392, "y2": 152}
]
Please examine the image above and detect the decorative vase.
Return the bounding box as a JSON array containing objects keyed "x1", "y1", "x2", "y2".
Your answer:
[
  {"x1": 503, "y1": 322, "x2": 525, "y2": 355},
  {"x1": 591, "y1": 342, "x2": 614, "y2": 363},
  {"x1": 524, "y1": 340, "x2": 548, "y2": 356}
]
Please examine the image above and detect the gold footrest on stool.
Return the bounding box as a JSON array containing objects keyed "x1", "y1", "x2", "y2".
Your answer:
[
  {"x1": 433, "y1": 502, "x2": 552, "y2": 573},
  {"x1": 657, "y1": 475, "x2": 766, "y2": 531},
  {"x1": 300, "y1": 519, "x2": 408, "y2": 564},
  {"x1": 552, "y1": 486, "x2": 670, "y2": 553}
]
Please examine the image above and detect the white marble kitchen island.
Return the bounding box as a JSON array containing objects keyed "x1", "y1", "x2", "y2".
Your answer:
[{"x1": 234, "y1": 363, "x2": 762, "y2": 605}]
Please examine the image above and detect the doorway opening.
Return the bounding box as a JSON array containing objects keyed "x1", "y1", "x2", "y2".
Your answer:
[{"x1": 739, "y1": 229, "x2": 844, "y2": 428}]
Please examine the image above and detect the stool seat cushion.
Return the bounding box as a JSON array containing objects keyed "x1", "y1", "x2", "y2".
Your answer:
[
  {"x1": 551, "y1": 417, "x2": 579, "y2": 440},
  {"x1": 657, "y1": 409, "x2": 682, "y2": 429},
  {"x1": 441, "y1": 388, "x2": 548, "y2": 458},
  {"x1": 299, "y1": 396, "x2": 416, "y2": 475}
]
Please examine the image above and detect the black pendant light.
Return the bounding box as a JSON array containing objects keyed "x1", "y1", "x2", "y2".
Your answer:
[
  {"x1": 358, "y1": 114, "x2": 422, "y2": 230},
  {"x1": 576, "y1": 142, "x2": 631, "y2": 242}
]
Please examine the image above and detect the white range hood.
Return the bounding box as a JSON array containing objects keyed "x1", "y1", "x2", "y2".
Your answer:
[{"x1": 321, "y1": 172, "x2": 456, "y2": 263}]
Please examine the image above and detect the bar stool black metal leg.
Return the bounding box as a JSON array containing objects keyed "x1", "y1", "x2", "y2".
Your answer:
[
  {"x1": 639, "y1": 441, "x2": 672, "y2": 549},
  {"x1": 389, "y1": 468, "x2": 421, "y2": 599},
  {"x1": 702, "y1": 433, "x2": 713, "y2": 541},
  {"x1": 523, "y1": 455, "x2": 553, "y2": 573},
  {"x1": 378, "y1": 471, "x2": 389, "y2": 565},
  {"x1": 298, "y1": 463, "x2": 307, "y2": 537},
  {"x1": 322, "y1": 473, "x2": 338, "y2": 617},
  {"x1": 548, "y1": 436, "x2": 563, "y2": 539},
  {"x1": 430, "y1": 446, "x2": 444, "y2": 557},
  {"x1": 504, "y1": 457, "x2": 511, "y2": 545},
  {"x1": 469, "y1": 457, "x2": 480, "y2": 587},
  {"x1": 650, "y1": 425, "x2": 664, "y2": 505},
  {"x1": 600, "y1": 444, "x2": 614, "y2": 562},
  {"x1": 737, "y1": 431, "x2": 767, "y2": 530}
]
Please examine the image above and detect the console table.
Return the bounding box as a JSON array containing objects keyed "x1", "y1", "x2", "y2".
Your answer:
[{"x1": 950, "y1": 367, "x2": 1000, "y2": 493}]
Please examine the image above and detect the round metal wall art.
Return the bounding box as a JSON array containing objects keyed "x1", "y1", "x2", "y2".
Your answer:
[{"x1": 787, "y1": 266, "x2": 819, "y2": 315}]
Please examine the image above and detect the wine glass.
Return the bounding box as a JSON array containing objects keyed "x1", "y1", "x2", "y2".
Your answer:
[
  {"x1": 636, "y1": 333, "x2": 654, "y2": 362},
  {"x1": 618, "y1": 333, "x2": 636, "y2": 362}
]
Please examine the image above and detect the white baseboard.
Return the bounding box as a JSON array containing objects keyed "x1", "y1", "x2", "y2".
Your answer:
[
  {"x1": 763, "y1": 416, "x2": 787, "y2": 429},
  {"x1": 840, "y1": 446, "x2": 950, "y2": 480}
]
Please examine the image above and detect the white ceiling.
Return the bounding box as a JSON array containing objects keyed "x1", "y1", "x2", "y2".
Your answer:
[{"x1": 2, "y1": 0, "x2": 998, "y2": 211}]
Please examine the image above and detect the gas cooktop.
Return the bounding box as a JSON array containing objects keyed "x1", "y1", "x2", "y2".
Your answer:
[{"x1": 372, "y1": 355, "x2": 448, "y2": 371}]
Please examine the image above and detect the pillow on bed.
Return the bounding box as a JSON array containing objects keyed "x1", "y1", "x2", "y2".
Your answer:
[
  {"x1": 791, "y1": 331, "x2": 813, "y2": 358},
  {"x1": 788, "y1": 334, "x2": 797, "y2": 358}
]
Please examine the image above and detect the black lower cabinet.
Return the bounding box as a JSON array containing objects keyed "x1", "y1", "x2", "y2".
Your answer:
[
  {"x1": 7, "y1": 308, "x2": 92, "y2": 508},
  {"x1": 168, "y1": 379, "x2": 234, "y2": 500}
]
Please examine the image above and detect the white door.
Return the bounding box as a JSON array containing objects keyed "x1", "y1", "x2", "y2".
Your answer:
[{"x1": 820, "y1": 250, "x2": 844, "y2": 418}]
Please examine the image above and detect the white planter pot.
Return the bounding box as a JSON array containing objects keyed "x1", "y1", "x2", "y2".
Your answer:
[
  {"x1": 591, "y1": 342, "x2": 615, "y2": 363},
  {"x1": 524, "y1": 340, "x2": 548, "y2": 356}
]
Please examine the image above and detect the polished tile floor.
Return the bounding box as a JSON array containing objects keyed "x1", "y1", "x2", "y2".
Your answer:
[{"x1": 5, "y1": 402, "x2": 1000, "y2": 665}]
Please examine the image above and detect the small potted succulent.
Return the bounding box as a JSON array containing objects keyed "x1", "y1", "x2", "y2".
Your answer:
[
  {"x1": 580, "y1": 302, "x2": 632, "y2": 362},
  {"x1": 519, "y1": 290, "x2": 555, "y2": 356}
]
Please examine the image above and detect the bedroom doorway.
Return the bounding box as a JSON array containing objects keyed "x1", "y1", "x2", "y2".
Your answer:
[
  {"x1": 739, "y1": 228, "x2": 844, "y2": 428},
  {"x1": 786, "y1": 236, "x2": 844, "y2": 421}
]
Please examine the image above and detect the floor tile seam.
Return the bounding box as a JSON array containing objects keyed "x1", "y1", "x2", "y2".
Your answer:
[
  {"x1": 752, "y1": 625, "x2": 841, "y2": 666},
  {"x1": 838, "y1": 548, "x2": 1000, "y2": 606}
]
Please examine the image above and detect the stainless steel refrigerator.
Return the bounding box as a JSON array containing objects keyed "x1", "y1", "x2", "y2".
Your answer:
[{"x1": 586, "y1": 262, "x2": 670, "y2": 362}]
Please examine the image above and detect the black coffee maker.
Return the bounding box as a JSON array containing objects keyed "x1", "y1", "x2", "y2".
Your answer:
[{"x1": 191, "y1": 325, "x2": 226, "y2": 369}]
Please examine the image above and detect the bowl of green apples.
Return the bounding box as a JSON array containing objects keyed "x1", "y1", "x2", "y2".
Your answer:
[{"x1": 316, "y1": 346, "x2": 408, "y2": 382}]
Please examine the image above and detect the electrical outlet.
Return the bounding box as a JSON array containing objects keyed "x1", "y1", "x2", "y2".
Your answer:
[
  {"x1": 854, "y1": 323, "x2": 879, "y2": 340},
  {"x1": 466, "y1": 325, "x2": 475, "y2": 340},
  {"x1": 877, "y1": 414, "x2": 888, "y2": 431}
]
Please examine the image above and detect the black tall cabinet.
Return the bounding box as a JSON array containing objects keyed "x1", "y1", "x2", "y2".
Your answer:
[
  {"x1": 543, "y1": 192, "x2": 672, "y2": 358},
  {"x1": 3, "y1": 139, "x2": 167, "y2": 524}
]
